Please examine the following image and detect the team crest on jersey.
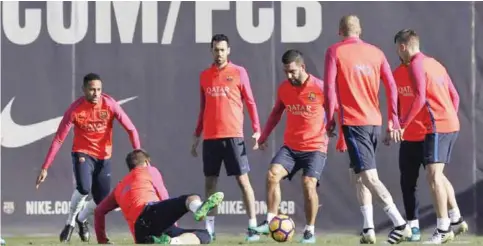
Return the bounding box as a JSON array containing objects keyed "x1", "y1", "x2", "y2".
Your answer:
[
  {"x1": 99, "y1": 110, "x2": 109, "y2": 119},
  {"x1": 308, "y1": 92, "x2": 316, "y2": 101},
  {"x1": 226, "y1": 76, "x2": 233, "y2": 82}
]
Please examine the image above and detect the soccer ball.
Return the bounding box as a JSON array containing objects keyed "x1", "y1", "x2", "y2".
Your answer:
[{"x1": 268, "y1": 214, "x2": 295, "y2": 242}]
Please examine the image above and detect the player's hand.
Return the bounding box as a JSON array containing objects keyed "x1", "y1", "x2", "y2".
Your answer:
[
  {"x1": 36, "y1": 168, "x2": 48, "y2": 189},
  {"x1": 257, "y1": 141, "x2": 268, "y2": 151},
  {"x1": 384, "y1": 128, "x2": 404, "y2": 145},
  {"x1": 191, "y1": 136, "x2": 200, "y2": 157},
  {"x1": 252, "y1": 132, "x2": 261, "y2": 150},
  {"x1": 326, "y1": 121, "x2": 337, "y2": 137}
]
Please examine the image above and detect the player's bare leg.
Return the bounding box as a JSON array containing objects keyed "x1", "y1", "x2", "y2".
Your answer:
[
  {"x1": 350, "y1": 169, "x2": 376, "y2": 244},
  {"x1": 204, "y1": 176, "x2": 218, "y2": 239},
  {"x1": 300, "y1": 176, "x2": 318, "y2": 243},
  {"x1": 442, "y1": 175, "x2": 468, "y2": 236},
  {"x1": 60, "y1": 189, "x2": 88, "y2": 242},
  {"x1": 252, "y1": 164, "x2": 288, "y2": 235},
  {"x1": 358, "y1": 169, "x2": 410, "y2": 244},
  {"x1": 424, "y1": 163, "x2": 455, "y2": 244},
  {"x1": 235, "y1": 174, "x2": 260, "y2": 241}
]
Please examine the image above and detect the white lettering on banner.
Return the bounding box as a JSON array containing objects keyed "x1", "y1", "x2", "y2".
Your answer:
[
  {"x1": 217, "y1": 200, "x2": 295, "y2": 215},
  {"x1": 26, "y1": 201, "x2": 71, "y2": 215},
  {"x1": 46, "y1": 1, "x2": 88, "y2": 44},
  {"x1": 235, "y1": 2, "x2": 274, "y2": 44},
  {"x1": 2, "y1": 1, "x2": 323, "y2": 45},
  {"x1": 2, "y1": 1, "x2": 41, "y2": 45}
]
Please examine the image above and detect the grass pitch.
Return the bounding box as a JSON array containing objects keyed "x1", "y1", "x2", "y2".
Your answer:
[{"x1": 3, "y1": 233, "x2": 483, "y2": 246}]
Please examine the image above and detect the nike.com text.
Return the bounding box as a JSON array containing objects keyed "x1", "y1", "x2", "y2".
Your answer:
[
  {"x1": 2, "y1": 1, "x2": 323, "y2": 45},
  {"x1": 26, "y1": 201, "x2": 71, "y2": 215}
]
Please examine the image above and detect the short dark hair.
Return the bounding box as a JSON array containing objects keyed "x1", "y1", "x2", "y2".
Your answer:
[
  {"x1": 125, "y1": 149, "x2": 150, "y2": 170},
  {"x1": 394, "y1": 28, "x2": 419, "y2": 44},
  {"x1": 211, "y1": 34, "x2": 229, "y2": 48},
  {"x1": 281, "y1": 49, "x2": 304, "y2": 65},
  {"x1": 83, "y1": 73, "x2": 101, "y2": 87}
]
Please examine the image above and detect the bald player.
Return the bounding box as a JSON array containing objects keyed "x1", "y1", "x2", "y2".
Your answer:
[
  {"x1": 394, "y1": 29, "x2": 468, "y2": 244},
  {"x1": 323, "y1": 15, "x2": 410, "y2": 244},
  {"x1": 94, "y1": 149, "x2": 223, "y2": 244}
]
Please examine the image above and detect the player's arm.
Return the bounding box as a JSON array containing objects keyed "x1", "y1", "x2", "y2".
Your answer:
[
  {"x1": 239, "y1": 67, "x2": 261, "y2": 133},
  {"x1": 41, "y1": 105, "x2": 76, "y2": 170},
  {"x1": 323, "y1": 47, "x2": 338, "y2": 127},
  {"x1": 400, "y1": 57, "x2": 427, "y2": 129},
  {"x1": 194, "y1": 78, "x2": 205, "y2": 137},
  {"x1": 94, "y1": 191, "x2": 119, "y2": 244},
  {"x1": 447, "y1": 75, "x2": 460, "y2": 112},
  {"x1": 258, "y1": 94, "x2": 285, "y2": 144},
  {"x1": 148, "y1": 166, "x2": 170, "y2": 201},
  {"x1": 334, "y1": 103, "x2": 347, "y2": 152},
  {"x1": 380, "y1": 55, "x2": 401, "y2": 130},
  {"x1": 111, "y1": 101, "x2": 141, "y2": 149}
]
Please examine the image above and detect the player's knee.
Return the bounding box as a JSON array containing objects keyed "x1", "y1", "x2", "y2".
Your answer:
[
  {"x1": 302, "y1": 177, "x2": 318, "y2": 197},
  {"x1": 194, "y1": 230, "x2": 212, "y2": 244},
  {"x1": 235, "y1": 174, "x2": 252, "y2": 188},
  {"x1": 76, "y1": 186, "x2": 90, "y2": 196},
  {"x1": 267, "y1": 165, "x2": 284, "y2": 184},
  {"x1": 360, "y1": 171, "x2": 380, "y2": 187},
  {"x1": 425, "y1": 169, "x2": 443, "y2": 184},
  {"x1": 205, "y1": 177, "x2": 218, "y2": 190}
]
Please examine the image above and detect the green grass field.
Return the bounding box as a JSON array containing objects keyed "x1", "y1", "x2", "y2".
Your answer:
[{"x1": 3, "y1": 234, "x2": 483, "y2": 246}]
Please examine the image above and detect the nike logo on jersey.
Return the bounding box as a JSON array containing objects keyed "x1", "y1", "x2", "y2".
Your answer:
[{"x1": 1, "y1": 97, "x2": 137, "y2": 148}]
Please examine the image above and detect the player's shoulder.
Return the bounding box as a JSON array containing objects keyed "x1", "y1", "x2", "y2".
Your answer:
[
  {"x1": 228, "y1": 62, "x2": 248, "y2": 76},
  {"x1": 310, "y1": 75, "x2": 324, "y2": 90},
  {"x1": 200, "y1": 66, "x2": 213, "y2": 77},
  {"x1": 146, "y1": 165, "x2": 162, "y2": 176},
  {"x1": 66, "y1": 97, "x2": 86, "y2": 114},
  {"x1": 360, "y1": 41, "x2": 385, "y2": 57},
  {"x1": 393, "y1": 64, "x2": 408, "y2": 74},
  {"x1": 101, "y1": 93, "x2": 120, "y2": 110},
  {"x1": 101, "y1": 93, "x2": 117, "y2": 103},
  {"x1": 278, "y1": 80, "x2": 291, "y2": 91}
]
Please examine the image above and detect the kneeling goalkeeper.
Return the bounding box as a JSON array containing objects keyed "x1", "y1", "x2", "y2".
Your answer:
[{"x1": 94, "y1": 149, "x2": 224, "y2": 244}]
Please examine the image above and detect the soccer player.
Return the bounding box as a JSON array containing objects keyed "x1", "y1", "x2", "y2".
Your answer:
[
  {"x1": 35, "y1": 73, "x2": 141, "y2": 243},
  {"x1": 323, "y1": 15, "x2": 411, "y2": 244},
  {"x1": 252, "y1": 49, "x2": 327, "y2": 243},
  {"x1": 191, "y1": 34, "x2": 261, "y2": 241},
  {"x1": 94, "y1": 149, "x2": 222, "y2": 244},
  {"x1": 393, "y1": 28, "x2": 468, "y2": 244}
]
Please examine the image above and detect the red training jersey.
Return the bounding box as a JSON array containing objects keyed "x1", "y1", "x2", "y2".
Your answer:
[
  {"x1": 393, "y1": 64, "x2": 427, "y2": 141},
  {"x1": 41, "y1": 94, "x2": 141, "y2": 169},
  {"x1": 324, "y1": 37, "x2": 399, "y2": 130},
  {"x1": 94, "y1": 165, "x2": 170, "y2": 244},
  {"x1": 258, "y1": 75, "x2": 329, "y2": 152},
  {"x1": 399, "y1": 52, "x2": 460, "y2": 133},
  {"x1": 194, "y1": 62, "x2": 261, "y2": 139}
]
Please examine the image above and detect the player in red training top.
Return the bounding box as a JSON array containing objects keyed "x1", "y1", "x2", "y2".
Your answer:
[
  {"x1": 323, "y1": 15, "x2": 410, "y2": 244},
  {"x1": 252, "y1": 50, "x2": 327, "y2": 243},
  {"x1": 94, "y1": 149, "x2": 224, "y2": 244},
  {"x1": 394, "y1": 29, "x2": 468, "y2": 244},
  {"x1": 392, "y1": 53, "x2": 468, "y2": 242},
  {"x1": 190, "y1": 34, "x2": 261, "y2": 242},
  {"x1": 35, "y1": 73, "x2": 141, "y2": 243}
]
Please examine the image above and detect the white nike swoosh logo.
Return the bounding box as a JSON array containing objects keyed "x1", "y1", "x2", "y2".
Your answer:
[{"x1": 1, "y1": 96, "x2": 138, "y2": 148}]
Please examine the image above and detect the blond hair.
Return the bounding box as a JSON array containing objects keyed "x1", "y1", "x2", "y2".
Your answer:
[{"x1": 339, "y1": 15, "x2": 362, "y2": 37}]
